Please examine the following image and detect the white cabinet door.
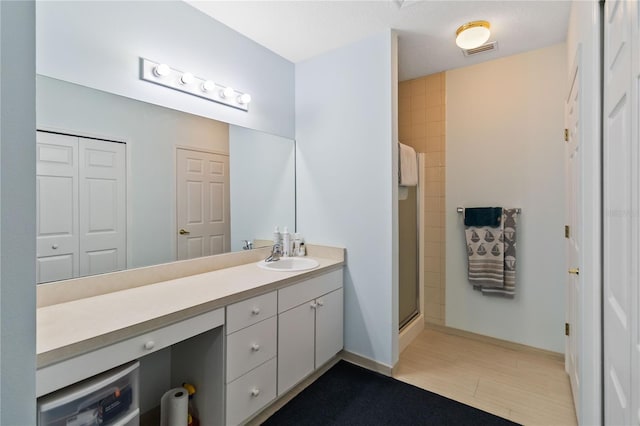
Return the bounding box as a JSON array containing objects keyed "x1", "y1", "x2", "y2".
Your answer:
[
  {"x1": 79, "y1": 138, "x2": 126, "y2": 277},
  {"x1": 36, "y1": 132, "x2": 79, "y2": 283},
  {"x1": 277, "y1": 300, "x2": 315, "y2": 395},
  {"x1": 315, "y1": 288, "x2": 343, "y2": 368}
]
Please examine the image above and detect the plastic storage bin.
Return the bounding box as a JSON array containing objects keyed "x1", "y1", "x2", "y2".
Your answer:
[{"x1": 37, "y1": 361, "x2": 139, "y2": 426}]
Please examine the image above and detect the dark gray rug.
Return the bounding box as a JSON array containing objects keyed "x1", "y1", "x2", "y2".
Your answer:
[{"x1": 262, "y1": 360, "x2": 520, "y2": 426}]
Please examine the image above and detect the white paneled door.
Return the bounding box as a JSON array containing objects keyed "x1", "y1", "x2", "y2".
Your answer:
[
  {"x1": 603, "y1": 1, "x2": 639, "y2": 424},
  {"x1": 565, "y1": 56, "x2": 581, "y2": 418},
  {"x1": 36, "y1": 132, "x2": 126, "y2": 283},
  {"x1": 36, "y1": 132, "x2": 80, "y2": 283},
  {"x1": 78, "y1": 138, "x2": 127, "y2": 277},
  {"x1": 176, "y1": 148, "x2": 230, "y2": 260}
]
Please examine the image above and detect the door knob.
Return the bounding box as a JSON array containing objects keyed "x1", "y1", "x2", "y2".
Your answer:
[
  {"x1": 179, "y1": 229, "x2": 190, "y2": 235},
  {"x1": 568, "y1": 268, "x2": 580, "y2": 275}
]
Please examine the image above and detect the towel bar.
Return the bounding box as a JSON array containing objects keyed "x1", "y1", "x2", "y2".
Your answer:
[{"x1": 457, "y1": 207, "x2": 521, "y2": 214}]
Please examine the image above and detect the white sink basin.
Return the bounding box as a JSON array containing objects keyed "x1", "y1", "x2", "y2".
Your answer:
[{"x1": 257, "y1": 257, "x2": 319, "y2": 272}]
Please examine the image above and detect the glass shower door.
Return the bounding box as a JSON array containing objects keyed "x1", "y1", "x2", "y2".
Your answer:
[{"x1": 399, "y1": 186, "x2": 419, "y2": 329}]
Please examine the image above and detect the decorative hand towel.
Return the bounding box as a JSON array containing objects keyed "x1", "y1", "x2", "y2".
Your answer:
[
  {"x1": 398, "y1": 142, "x2": 418, "y2": 186},
  {"x1": 479, "y1": 208, "x2": 518, "y2": 297},
  {"x1": 464, "y1": 207, "x2": 502, "y2": 227},
  {"x1": 465, "y1": 213, "x2": 505, "y2": 289}
]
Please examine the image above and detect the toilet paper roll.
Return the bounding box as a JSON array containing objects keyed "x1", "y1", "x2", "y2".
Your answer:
[{"x1": 160, "y1": 387, "x2": 189, "y2": 426}]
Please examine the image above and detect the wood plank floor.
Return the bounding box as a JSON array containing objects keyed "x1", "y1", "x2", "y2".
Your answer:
[{"x1": 394, "y1": 328, "x2": 578, "y2": 426}]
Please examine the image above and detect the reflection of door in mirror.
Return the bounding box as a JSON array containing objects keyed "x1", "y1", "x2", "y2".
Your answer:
[
  {"x1": 36, "y1": 131, "x2": 126, "y2": 283},
  {"x1": 176, "y1": 148, "x2": 230, "y2": 260}
]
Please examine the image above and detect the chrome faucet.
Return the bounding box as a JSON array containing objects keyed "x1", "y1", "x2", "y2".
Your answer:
[{"x1": 265, "y1": 243, "x2": 282, "y2": 262}]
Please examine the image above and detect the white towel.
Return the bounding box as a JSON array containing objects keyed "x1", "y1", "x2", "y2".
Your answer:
[{"x1": 398, "y1": 142, "x2": 418, "y2": 186}]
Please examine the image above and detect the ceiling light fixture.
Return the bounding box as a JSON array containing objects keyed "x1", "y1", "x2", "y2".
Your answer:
[{"x1": 455, "y1": 20, "x2": 491, "y2": 50}]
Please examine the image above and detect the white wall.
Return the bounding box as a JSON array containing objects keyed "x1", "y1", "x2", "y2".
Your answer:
[
  {"x1": 296, "y1": 30, "x2": 399, "y2": 367},
  {"x1": 229, "y1": 126, "x2": 295, "y2": 251},
  {"x1": 566, "y1": 1, "x2": 602, "y2": 423},
  {"x1": 446, "y1": 44, "x2": 567, "y2": 352},
  {"x1": 0, "y1": 1, "x2": 36, "y2": 423},
  {"x1": 36, "y1": 1, "x2": 294, "y2": 139}
]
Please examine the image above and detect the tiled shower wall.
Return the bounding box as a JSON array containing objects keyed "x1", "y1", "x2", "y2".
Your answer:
[{"x1": 398, "y1": 72, "x2": 446, "y2": 325}]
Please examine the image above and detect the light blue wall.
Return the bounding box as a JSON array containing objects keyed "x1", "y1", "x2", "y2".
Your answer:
[
  {"x1": 0, "y1": 1, "x2": 36, "y2": 424},
  {"x1": 36, "y1": 1, "x2": 294, "y2": 139},
  {"x1": 296, "y1": 31, "x2": 399, "y2": 367}
]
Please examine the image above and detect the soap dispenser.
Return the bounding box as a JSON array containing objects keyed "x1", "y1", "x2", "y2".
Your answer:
[{"x1": 282, "y1": 227, "x2": 291, "y2": 257}]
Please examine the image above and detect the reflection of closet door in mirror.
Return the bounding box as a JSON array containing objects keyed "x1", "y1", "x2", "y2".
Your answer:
[
  {"x1": 36, "y1": 132, "x2": 80, "y2": 283},
  {"x1": 176, "y1": 148, "x2": 230, "y2": 260},
  {"x1": 78, "y1": 138, "x2": 126, "y2": 277},
  {"x1": 36, "y1": 131, "x2": 127, "y2": 283}
]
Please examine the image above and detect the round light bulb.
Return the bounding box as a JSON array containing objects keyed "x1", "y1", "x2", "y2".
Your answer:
[
  {"x1": 455, "y1": 21, "x2": 491, "y2": 49},
  {"x1": 237, "y1": 93, "x2": 252, "y2": 105},
  {"x1": 202, "y1": 80, "x2": 216, "y2": 92},
  {"x1": 154, "y1": 63, "x2": 171, "y2": 77},
  {"x1": 180, "y1": 72, "x2": 194, "y2": 85},
  {"x1": 221, "y1": 87, "x2": 235, "y2": 99}
]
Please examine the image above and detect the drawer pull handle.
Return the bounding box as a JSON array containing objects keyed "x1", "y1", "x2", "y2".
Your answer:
[
  {"x1": 251, "y1": 307, "x2": 260, "y2": 315},
  {"x1": 317, "y1": 299, "x2": 324, "y2": 307},
  {"x1": 251, "y1": 343, "x2": 261, "y2": 352},
  {"x1": 52, "y1": 244, "x2": 59, "y2": 250},
  {"x1": 310, "y1": 302, "x2": 317, "y2": 309},
  {"x1": 251, "y1": 388, "x2": 260, "y2": 397},
  {"x1": 144, "y1": 341, "x2": 155, "y2": 350}
]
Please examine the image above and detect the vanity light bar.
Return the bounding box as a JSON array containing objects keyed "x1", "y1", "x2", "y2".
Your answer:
[{"x1": 139, "y1": 58, "x2": 251, "y2": 112}]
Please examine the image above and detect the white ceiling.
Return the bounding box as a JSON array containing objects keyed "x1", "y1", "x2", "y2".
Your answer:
[{"x1": 186, "y1": 0, "x2": 571, "y2": 81}]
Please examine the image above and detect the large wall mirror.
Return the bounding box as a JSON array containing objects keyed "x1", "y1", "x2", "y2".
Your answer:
[{"x1": 36, "y1": 75, "x2": 295, "y2": 283}]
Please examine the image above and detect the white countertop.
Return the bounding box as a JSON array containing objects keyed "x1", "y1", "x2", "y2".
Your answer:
[{"x1": 37, "y1": 255, "x2": 343, "y2": 368}]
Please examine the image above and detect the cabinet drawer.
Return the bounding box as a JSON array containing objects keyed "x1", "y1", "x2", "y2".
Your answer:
[
  {"x1": 226, "y1": 358, "x2": 276, "y2": 426},
  {"x1": 278, "y1": 268, "x2": 343, "y2": 313},
  {"x1": 226, "y1": 316, "x2": 277, "y2": 383},
  {"x1": 227, "y1": 291, "x2": 277, "y2": 334},
  {"x1": 37, "y1": 308, "x2": 224, "y2": 397}
]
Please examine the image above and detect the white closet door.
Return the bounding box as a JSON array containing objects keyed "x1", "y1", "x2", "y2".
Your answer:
[
  {"x1": 36, "y1": 132, "x2": 79, "y2": 284},
  {"x1": 176, "y1": 148, "x2": 230, "y2": 260},
  {"x1": 78, "y1": 138, "x2": 127, "y2": 277},
  {"x1": 603, "y1": 1, "x2": 638, "y2": 425}
]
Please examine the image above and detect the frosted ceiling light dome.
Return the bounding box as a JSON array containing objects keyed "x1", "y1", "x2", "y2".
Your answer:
[{"x1": 455, "y1": 21, "x2": 491, "y2": 49}]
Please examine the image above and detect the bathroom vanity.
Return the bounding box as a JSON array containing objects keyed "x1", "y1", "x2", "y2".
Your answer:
[{"x1": 36, "y1": 245, "x2": 344, "y2": 425}]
